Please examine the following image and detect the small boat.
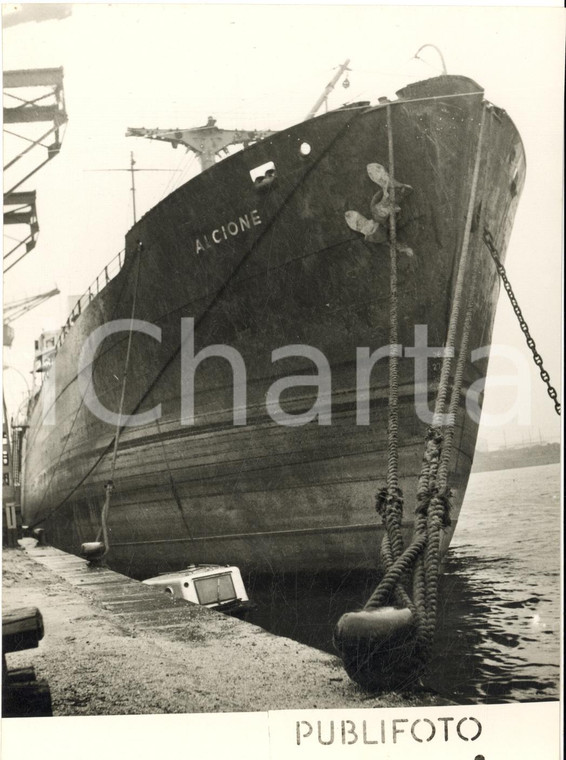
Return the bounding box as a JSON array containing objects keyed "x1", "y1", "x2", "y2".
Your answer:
[{"x1": 142, "y1": 564, "x2": 251, "y2": 615}]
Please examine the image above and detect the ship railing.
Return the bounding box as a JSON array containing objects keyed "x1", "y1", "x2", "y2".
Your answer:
[{"x1": 55, "y1": 248, "x2": 125, "y2": 351}]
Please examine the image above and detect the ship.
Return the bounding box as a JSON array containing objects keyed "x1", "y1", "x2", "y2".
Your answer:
[{"x1": 20, "y1": 73, "x2": 525, "y2": 582}]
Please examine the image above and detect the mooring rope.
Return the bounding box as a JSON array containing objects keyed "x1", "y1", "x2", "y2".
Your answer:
[
  {"x1": 382, "y1": 103, "x2": 406, "y2": 585},
  {"x1": 338, "y1": 102, "x2": 489, "y2": 684},
  {"x1": 94, "y1": 240, "x2": 144, "y2": 557},
  {"x1": 414, "y1": 103, "x2": 488, "y2": 657},
  {"x1": 419, "y1": 105, "x2": 489, "y2": 652}
]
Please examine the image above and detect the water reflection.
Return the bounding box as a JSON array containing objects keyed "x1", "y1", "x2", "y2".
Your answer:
[
  {"x1": 425, "y1": 552, "x2": 560, "y2": 703},
  {"x1": 245, "y1": 549, "x2": 559, "y2": 703}
]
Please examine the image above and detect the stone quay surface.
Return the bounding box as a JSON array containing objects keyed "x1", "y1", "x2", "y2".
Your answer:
[{"x1": 2, "y1": 542, "x2": 451, "y2": 716}]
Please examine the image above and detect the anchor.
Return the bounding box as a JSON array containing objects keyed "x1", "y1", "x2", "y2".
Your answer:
[{"x1": 345, "y1": 162, "x2": 413, "y2": 254}]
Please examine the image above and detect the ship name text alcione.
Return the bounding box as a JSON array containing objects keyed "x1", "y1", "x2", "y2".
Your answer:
[{"x1": 194, "y1": 209, "x2": 262, "y2": 254}]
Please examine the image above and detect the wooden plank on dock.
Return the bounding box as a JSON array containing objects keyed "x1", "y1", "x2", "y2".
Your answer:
[
  {"x1": 2, "y1": 607, "x2": 44, "y2": 653},
  {"x1": 2, "y1": 678, "x2": 52, "y2": 718}
]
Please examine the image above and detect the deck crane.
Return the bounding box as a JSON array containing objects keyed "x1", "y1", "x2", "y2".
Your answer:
[
  {"x1": 126, "y1": 117, "x2": 277, "y2": 172},
  {"x1": 305, "y1": 59, "x2": 351, "y2": 121},
  {"x1": 127, "y1": 61, "x2": 351, "y2": 172}
]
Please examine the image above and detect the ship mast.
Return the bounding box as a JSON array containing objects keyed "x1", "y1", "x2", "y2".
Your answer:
[
  {"x1": 85, "y1": 152, "x2": 179, "y2": 225},
  {"x1": 126, "y1": 118, "x2": 276, "y2": 173},
  {"x1": 130, "y1": 152, "x2": 137, "y2": 224},
  {"x1": 304, "y1": 59, "x2": 351, "y2": 121}
]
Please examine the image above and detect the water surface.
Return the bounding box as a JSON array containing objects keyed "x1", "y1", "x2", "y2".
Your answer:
[{"x1": 246, "y1": 462, "x2": 561, "y2": 703}]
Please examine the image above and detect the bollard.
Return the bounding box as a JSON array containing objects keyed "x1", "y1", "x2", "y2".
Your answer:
[
  {"x1": 33, "y1": 528, "x2": 46, "y2": 546},
  {"x1": 333, "y1": 607, "x2": 425, "y2": 692},
  {"x1": 81, "y1": 541, "x2": 106, "y2": 562},
  {"x1": 3, "y1": 502, "x2": 17, "y2": 548}
]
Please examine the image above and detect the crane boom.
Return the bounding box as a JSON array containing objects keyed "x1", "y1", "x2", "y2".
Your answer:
[
  {"x1": 127, "y1": 117, "x2": 276, "y2": 172},
  {"x1": 3, "y1": 287, "x2": 60, "y2": 348},
  {"x1": 4, "y1": 287, "x2": 60, "y2": 324},
  {"x1": 305, "y1": 59, "x2": 351, "y2": 121}
]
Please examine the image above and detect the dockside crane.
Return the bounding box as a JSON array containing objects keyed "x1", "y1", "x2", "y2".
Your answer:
[
  {"x1": 3, "y1": 67, "x2": 68, "y2": 273},
  {"x1": 3, "y1": 67, "x2": 67, "y2": 525},
  {"x1": 3, "y1": 287, "x2": 61, "y2": 348}
]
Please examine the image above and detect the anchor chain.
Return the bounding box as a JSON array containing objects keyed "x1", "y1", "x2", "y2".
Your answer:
[{"x1": 483, "y1": 227, "x2": 561, "y2": 416}]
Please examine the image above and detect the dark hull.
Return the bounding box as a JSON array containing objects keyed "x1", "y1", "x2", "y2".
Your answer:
[{"x1": 21, "y1": 75, "x2": 525, "y2": 577}]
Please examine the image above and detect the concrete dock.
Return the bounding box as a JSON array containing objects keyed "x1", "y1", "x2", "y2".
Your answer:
[{"x1": 2, "y1": 542, "x2": 451, "y2": 715}]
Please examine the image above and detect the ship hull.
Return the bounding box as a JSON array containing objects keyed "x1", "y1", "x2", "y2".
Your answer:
[{"x1": 21, "y1": 75, "x2": 525, "y2": 578}]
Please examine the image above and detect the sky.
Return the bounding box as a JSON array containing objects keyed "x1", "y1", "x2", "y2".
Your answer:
[{"x1": 2, "y1": 2, "x2": 564, "y2": 450}]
